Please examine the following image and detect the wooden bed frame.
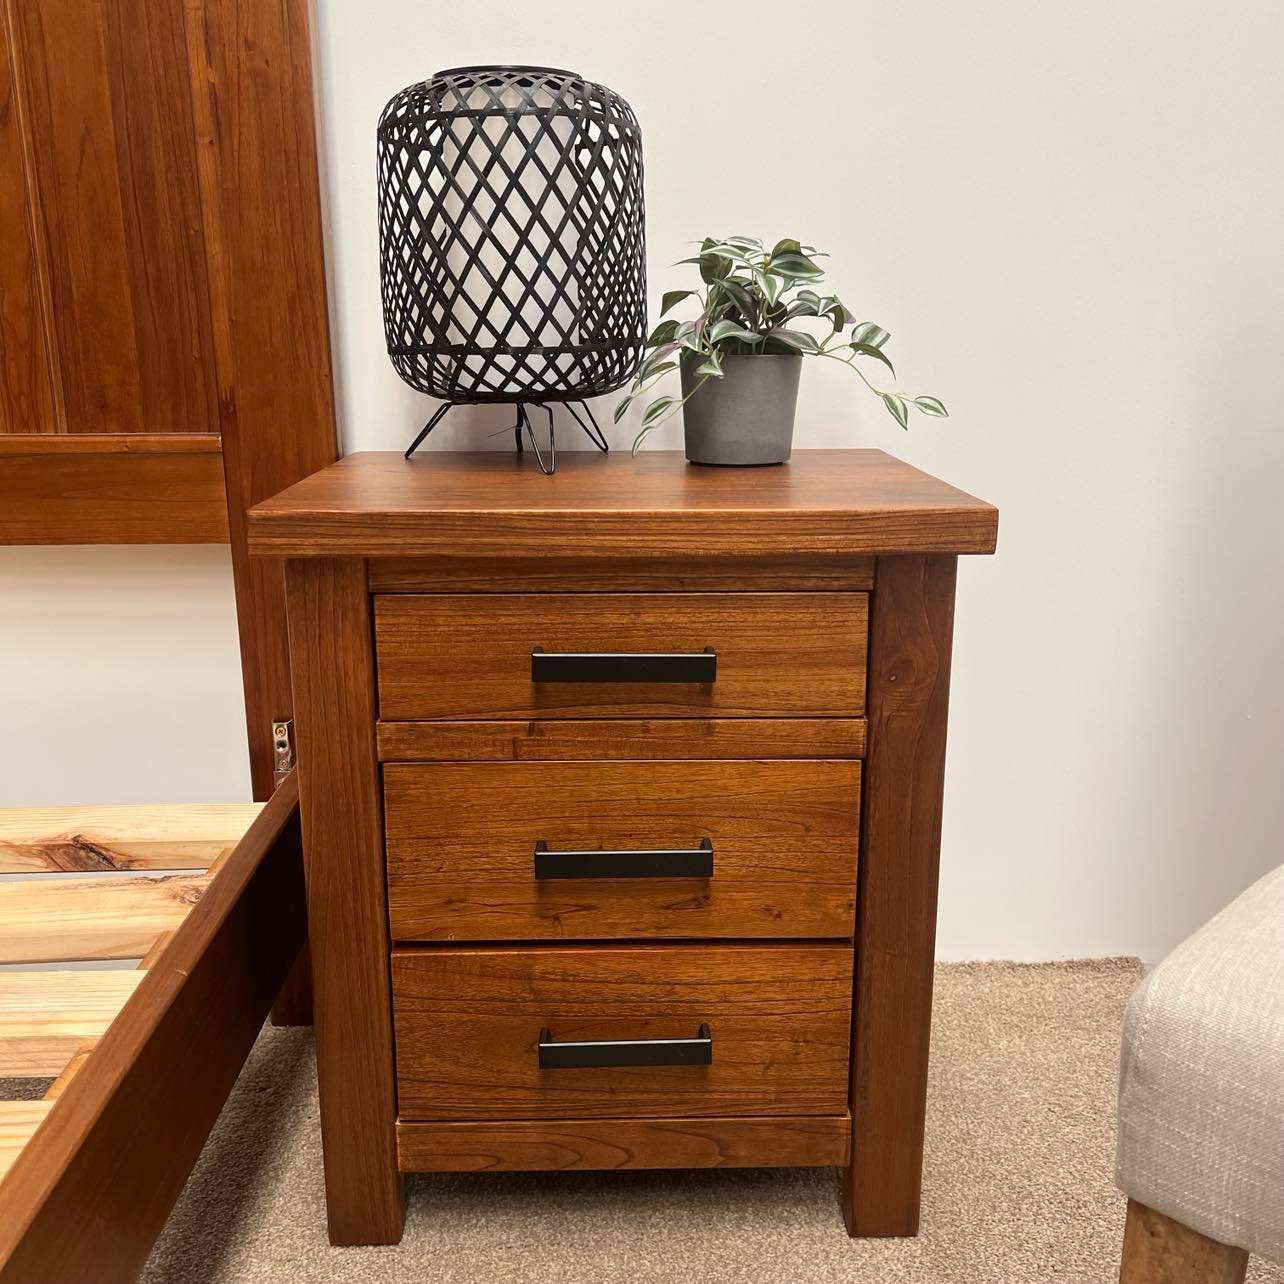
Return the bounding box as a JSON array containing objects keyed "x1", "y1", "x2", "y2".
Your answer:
[
  {"x1": 0, "y1": 0, "x2": 337, "y2": 1276},
  {"x1": 0, "y1": 782, "x2": 304, "y2": 1282}
]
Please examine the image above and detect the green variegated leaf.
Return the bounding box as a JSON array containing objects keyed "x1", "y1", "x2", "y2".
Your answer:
[
  {"x1": 850, "y1": 342, "x2": 896, "y2": 376},
  {"x1": 785, "y1": 293, "x2": 824, "y2": 319},
  {"x1": 702, "y1": 242, "x2": 756, "y2": 262},
  {"x1": 784, "y1": 303, "x2": 821, "y2": 321},
  {"x1": 882, "y1": 393, "x2": 910, "y2": 429},
  {"x1": 819, "y1": 295, "x2": 853, "y2": 331},
  {"x1": 696, "y1": 350, "x2": 724, "y2": 378},
  {"x1": 912, "y1": 395, "x2": 949, "y2": 417},
  {"x1": 639, "y1": 343, "x2": 679, "y2": 379},
  {"x1": 771, "y1": 253, "x2": 824, "y2": 280},
  {"x1": 674, "y1": 319, "x2": 704, "y2": 354},
  {"x1": 850, "y1": 321, "x2": 890, "y2": 349},
  {"x1": 714, "y1": 277, "x2": 757, "y2": 323},
  {"x1": 660, "y1": 289, "x2": 696, "y2": 316},
  {"x1": 613, "y1": 395, "x2": 633, "y2": 424},
  {"x1": 699, "y1": 252, "x2": 734, "y2": 284},
  {"x1": 724, "y1": 235, "x2": 764, "y2": 250},
  {"x1": 707, "y1": 319, "x2": 760, "y2": 346},
  {"x1": 647, "y1": 319, "x2": 680, "y2": 347},
  {"x1": 638, "y1": 358, "x2": 679, "y2": 384},
  {"x1": 769, "y1": 238, "x2": 802, "y2": 260},
  {"x1": 767, "y1": 328, "x2": 821, "y2": 353},
  {"x1": 641, "y1": 396, "x2": 676, "y2": 427},
  {"x1": 758, "y1": 273, "x2": 786, "y2": 308},
  {"x1": 631, "y1": 419, "x2": 665, "y2": 454}
]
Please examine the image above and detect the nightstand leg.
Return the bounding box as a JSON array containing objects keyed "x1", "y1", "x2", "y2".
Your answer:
[
  {"x1": 844, "y1": 555, "x2": 956, "y2": 1237},
  {"x1": 286, "y1": 558, "x2": 405, "y2": 1245}
]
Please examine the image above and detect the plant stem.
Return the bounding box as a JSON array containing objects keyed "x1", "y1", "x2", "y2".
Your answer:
[
  {"x1": 631, "y1": 374, "x2": 710, "y2": 455},
  {"x1": 817, "y1": 349, "x2": 887, "y2": 397}
]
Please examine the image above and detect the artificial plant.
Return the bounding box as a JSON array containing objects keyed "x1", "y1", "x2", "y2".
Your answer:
[{"x1": 617, "y1": 237, "x2": 948, "y2": 452}]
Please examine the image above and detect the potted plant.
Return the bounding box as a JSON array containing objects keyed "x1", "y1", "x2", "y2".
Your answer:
[{"x1": 616, "y1": 236, "x2": 948, "y2": 464}]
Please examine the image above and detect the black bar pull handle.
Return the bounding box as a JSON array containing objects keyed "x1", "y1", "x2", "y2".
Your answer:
[
  {"x1": 533, "y1": 838, "x2": 713, "y2": 880},
  {"x1": 530, "y1": 646, "x2": 716, "y2": 684},
  {"x1": 538, "y1": 1024, "x2": 713, "y2": 1069}
]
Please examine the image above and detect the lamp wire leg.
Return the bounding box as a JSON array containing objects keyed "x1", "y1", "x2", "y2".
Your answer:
[
  {"x1": 522, "y1": 403, "x2": 556, "y2": 475},
  {"x1": 565, "y1": 400, "x2": 610, "y2": 453},
  {"x1": 518, "y1": 404, "x2": 531, "y2": 459},
  {"x1": 543, "y1": 404, "x2": 557, "y2": 475},
  {"x1": 406, "y1": 400, "x2": 604, "y2": 473},
  {"x1": 403, "y1": 402, "x2": 453, "y2": 459}
]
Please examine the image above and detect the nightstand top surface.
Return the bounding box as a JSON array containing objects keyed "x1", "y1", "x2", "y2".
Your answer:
[{"x1": 248, "y1": 449, "x2": 997, "y2": 559}]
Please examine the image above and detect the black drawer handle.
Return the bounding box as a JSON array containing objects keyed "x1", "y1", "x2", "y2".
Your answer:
[
  {"x1": 530, "y1": 647, "x2": 716, "y2": 684},
  {"x1": 533, "y1": 838, "x2": 713, "y2": 880},
  {"x1": 538, "y1": 1024, "x2": 713, "y2": 1069}
]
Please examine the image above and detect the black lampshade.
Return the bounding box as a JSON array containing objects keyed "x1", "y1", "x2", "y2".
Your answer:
[{"x1": 377, "y1": 65, "x2": 646, "y2": 441}]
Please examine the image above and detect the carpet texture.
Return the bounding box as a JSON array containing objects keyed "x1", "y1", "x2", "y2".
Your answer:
[{"x1": 138, "y1": 960, "x2": 1284, "y2": 1283}]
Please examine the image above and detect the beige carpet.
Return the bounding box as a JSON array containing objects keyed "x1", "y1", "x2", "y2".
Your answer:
[{"x1": 137, "y1": 960, "x2": 1284, "y2": 1283}]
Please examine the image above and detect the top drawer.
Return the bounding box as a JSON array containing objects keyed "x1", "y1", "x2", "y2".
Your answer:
[{"x1": 375, "y1": 592, "x2": 867, "y2": 721}]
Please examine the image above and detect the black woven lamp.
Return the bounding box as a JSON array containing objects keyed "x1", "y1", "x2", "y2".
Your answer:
[{"x1": 377, "y1": 65, "x2": 646, "y2": 473}]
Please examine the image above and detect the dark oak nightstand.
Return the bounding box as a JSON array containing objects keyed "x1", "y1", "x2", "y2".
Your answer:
[{"x1": 248, "y1": 448, "x2": 998, "y2": 1246}]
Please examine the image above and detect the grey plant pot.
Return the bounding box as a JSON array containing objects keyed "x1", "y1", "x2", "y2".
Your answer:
[{"x1": 680, "y1": 353, "x2": 802, "y2": 466}]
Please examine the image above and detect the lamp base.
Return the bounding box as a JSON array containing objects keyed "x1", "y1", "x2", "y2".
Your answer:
[{"x1": 403, "y1": 401, "x2": 609, "y2": 475}]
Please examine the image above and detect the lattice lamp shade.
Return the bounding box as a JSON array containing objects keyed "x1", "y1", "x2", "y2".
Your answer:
[{"x1": 377, "y1": 65, "x2": 646, "y2": 465}]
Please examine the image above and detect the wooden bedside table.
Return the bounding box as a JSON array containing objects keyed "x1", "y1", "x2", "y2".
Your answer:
[{"x1": 247, "y1": 448, "x2": 998, "y2": 1247}]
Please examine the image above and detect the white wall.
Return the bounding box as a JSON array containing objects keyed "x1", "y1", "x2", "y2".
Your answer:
[
  {"x1": 313, "y1": 0, "x2": 1284, "y2": 963},
  {"x1": 3, "y1": 1, "x2": 1280, "y2": 962},
  {"x1": 0, "y1": 547, "x2": 250, "y2": 805}
]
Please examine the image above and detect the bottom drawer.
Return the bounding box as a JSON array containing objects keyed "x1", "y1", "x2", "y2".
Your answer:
[{"x1": 393, "y1": 944, "x2": 853, "y2": 1121}]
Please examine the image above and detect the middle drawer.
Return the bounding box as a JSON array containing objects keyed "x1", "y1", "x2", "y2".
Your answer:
[{"x1": 385, "y1": 760, "x2": 860, "y2": 942}]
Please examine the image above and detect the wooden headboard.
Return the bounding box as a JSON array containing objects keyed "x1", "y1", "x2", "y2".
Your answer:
[{"x1": 0, "y1": 0, "x2": 339, "y2": 800}]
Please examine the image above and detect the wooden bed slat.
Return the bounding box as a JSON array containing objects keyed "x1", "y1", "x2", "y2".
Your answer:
[
  {"x1": 43, "y1": 1043, "x2": 96, "y2": 1101},
  {"x1": 0, "y1": 973, "x2": 142, "y2": 1077},
  {"x1": 0, "y1": 1105, "x2": 53, "y2": 1182},
  {"x1": 0, "y1": 875, "x2": 208, "y2": 964},
  {"x1": 0, "y1": 773, "x2": 305, "y2": 1283},
  {"x1": 0, "y1": 803, "x2": 262, "y2": 873},
  {"x1": 137, "y1": 932, "x2": 175, "y2": 970}
]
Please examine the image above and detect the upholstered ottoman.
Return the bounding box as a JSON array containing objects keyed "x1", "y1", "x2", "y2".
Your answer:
[{"x1": 1117, "y1": 862, "x2": 1284, "y2": 1281}]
